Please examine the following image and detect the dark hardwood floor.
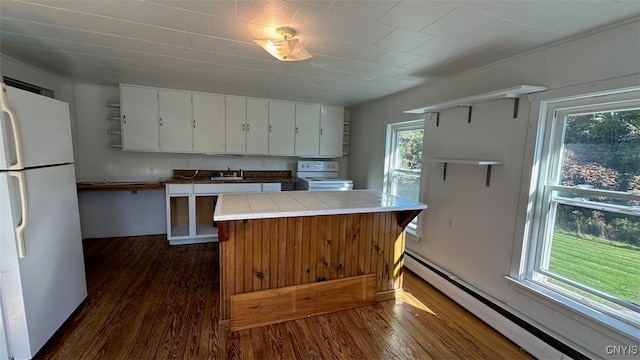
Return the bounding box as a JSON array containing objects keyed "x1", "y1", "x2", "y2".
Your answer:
[{"x1": 36, "y1": 235, "x2": 534, "y2": 359}]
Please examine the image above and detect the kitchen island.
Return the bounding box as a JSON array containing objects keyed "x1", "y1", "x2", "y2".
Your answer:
[{"x1": 214, "y1": 189, "x2": 427, "y2": 331}]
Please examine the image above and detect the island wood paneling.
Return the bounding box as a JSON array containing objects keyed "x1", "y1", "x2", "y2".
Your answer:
[
  {"x1": 230, "y1": 274, "x2": 376, "y2": 331},
  {"x1": 218, "y1": 211, "x2": 406, "y2": 321}
]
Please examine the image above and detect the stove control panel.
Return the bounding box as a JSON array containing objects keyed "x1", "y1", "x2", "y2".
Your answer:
[{"x1": 297, "y1": 160, "x2": 339, "y2": 172}]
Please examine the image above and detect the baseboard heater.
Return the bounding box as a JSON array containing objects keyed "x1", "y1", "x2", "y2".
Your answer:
[{"x1": 404, "y1": 251, "x2": 588, "y2": 360}]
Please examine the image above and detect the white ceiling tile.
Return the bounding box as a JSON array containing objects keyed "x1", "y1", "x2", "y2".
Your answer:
[
  {"x1": 314, "y1": 68, "x2": 351, "y2": 80},
  {"x1": 401, "y1": 56, "x2": 443, "y2": 70},
  {"x1": 378, "y1": 1, "x2": 457, "y2": 31},
  {"x1": 292, "y1": 74, "x2": 324, "y2": 85},
  {"x1": 410, "y1": 37, "x2": 475, "y2": 58},
  {"x1": 303, "y1": 36, "x2": 351, "y2": 57},
  {"x1": 284, "y1": 0, "x2": 333, "y2": 11},
  {"x1": 338, "y1": 18, "x2": 395, "y2": 45},
  {"x1": 483, "y1": 0, "x2": 567, "y2": 22},
  {"x1": 283, "y1": 63, "x2": 321, "y2": 76},
  {"x1": 263, "y1": 71, "x2": 298, "y2": 81},
  {"x1": 421, "y1": 8, "x2": 499, "y2": 39},
  {"x1": 617, "y1": 0, "x2": 640, "y2": 10},
  {"x1": 496, "y1": 28, "x2": 566, "y2": 52},
  {"x1": 449, "y1": 0, "x2": 500, "y2": 11},
  {"x1": 305, "y1": 55, "x2": 350, "y2": 70},
  {"x1": 339, "y1": 44, "x2": 388, "y2": 62},
  {"x1": 460, "y1": 19, "x2": 535, "y2": 47},
  {"x1": 215, "y1": 53, "x2": 289, "y2": 72},
  {"x1": 188, "y1": 33, "x2": 235, "y2": 53},
  {"x1": 289, "y1": 5, "x2": 349, "y2": 37},
  {"x1": 327, "y1": 0, "x2": 399, "y2": 21},
  {"x1": 372, "y1": 50, "x2": 421, "y2": 67},
  {"x1": 210, "y1": 16, "x2": 265, "y2": 41},
  {"x1": 174, "y1": 0, "x2": 237, "y2": 18},
  {"x1": 236, "y1": 0, "x2": 299, "y2": 26},
  {"x1": 373, "y1": 28, "x2": 435, "y2": 52},
  {"x1": 338, "y1": 60, "x2": 383, "y2": 74},
  {"x1": 525, "y1": 1, "x2": 639, "y2": 34},
  {"x1": 371, "y1": 64, "x2": 410, "y2": 77}
]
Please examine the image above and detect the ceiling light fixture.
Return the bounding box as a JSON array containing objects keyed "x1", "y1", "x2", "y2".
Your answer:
[{"x1": 254, "y1": 27, "x2": 312, "y2": 62}]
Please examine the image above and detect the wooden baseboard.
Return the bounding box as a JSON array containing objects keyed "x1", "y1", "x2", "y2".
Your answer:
[
  {"x1": 230, "y1": 274, "x2": 376, "y2": 331},
  {"x1": 376, "y1": 288, "x2": 403, "y2": 302}
]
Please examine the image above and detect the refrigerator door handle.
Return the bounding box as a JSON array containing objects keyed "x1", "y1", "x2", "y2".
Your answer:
[
  {"x1": 8, "y1": 171, "x2": 28, "y2": 258},
  {"x1": 1, "y1": 84, "x2": 24, "y2": 170}
]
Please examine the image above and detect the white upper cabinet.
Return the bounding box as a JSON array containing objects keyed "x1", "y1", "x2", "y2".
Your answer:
[
  {"x1": 193, "y1": 93, "x2": 224, "y2": 153},
  {"x1": 159, "y1": 90, "x2": 192, "y2": 152},
  {"x1": 118, "y1": 85, "x2": 344, "y2": 156},
  {"x1": 294, "y1": 103, "x2": 321, "y2": 156},
  {"x1": 268, "y1": 101, "x2": 295, "y2": 156},
  {"x1": 223, "y1": 97, "x2": 268, "y2": 154},
  {"x1": 319, "y1": 105, "x2": 344, "y2": 157},
  {"x1": 246, "y1": 99, "x2": 268, "y2": 155},
  {"x1": 224, "y1": 96, "x2": 247, "y2": 154},
  {"x1": 120, "y1": 85, "x2": 159, "y2": 151}
]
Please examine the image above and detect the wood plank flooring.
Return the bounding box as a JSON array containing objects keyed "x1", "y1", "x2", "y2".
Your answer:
[{"x1": 35, "y1": 235, "x2": 534, "y2": 359}]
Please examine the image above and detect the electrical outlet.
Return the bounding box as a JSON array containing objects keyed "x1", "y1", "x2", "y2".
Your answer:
[
  {"x1": 185, "y1": 158, "x2": 192, "y2": 167},
  {"x1": 448, "y1": 218, "x2": 456, "y2": 230}
]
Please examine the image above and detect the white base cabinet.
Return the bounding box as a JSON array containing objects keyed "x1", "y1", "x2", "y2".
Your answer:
[{"x1": 166, "y1": 183, "x2": 281, "y2": 245}]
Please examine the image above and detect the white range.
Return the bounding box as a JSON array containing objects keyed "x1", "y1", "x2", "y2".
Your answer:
[{"x1": 296, "y1": 160, "x2": 353, "y2": 191}]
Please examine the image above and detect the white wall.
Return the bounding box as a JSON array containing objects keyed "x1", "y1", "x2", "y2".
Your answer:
[{"x1": 348, "y1": 19, "x2": 640, "y2": 359}]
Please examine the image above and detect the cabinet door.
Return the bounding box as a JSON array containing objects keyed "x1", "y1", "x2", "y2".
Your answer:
[
  {"x1": 120, "y1": 86, "x2": 159, "y2": 151},
  {"x1": 159, "y1": 90, "x2": 192, "y2": 152},
  {"x1": 246, "y1": 99, "x2": 268, "y2": 155},
  {"x1": 268, "y1": 101, "x2": 295, "y2": 155},
  {"x1": 319, "y1": 105, "x2": 344, "y2": 157},
  {"x1": 193, "y1": 93, "x2": 224, "y2": 153},
  {"x1": 225, "y1": 96, "x2": 247, "y2": 154},
  {"x1": 295, "y1": 103, "x2": 320, "y2": 156}
]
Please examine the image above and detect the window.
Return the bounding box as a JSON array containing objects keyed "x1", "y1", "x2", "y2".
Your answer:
[
  {"x1": 384, "y1": 120, "x2": 424, "y2": 233},
  {"x1": 527, "y1": 88, "x2": 640, "y2": 327}
]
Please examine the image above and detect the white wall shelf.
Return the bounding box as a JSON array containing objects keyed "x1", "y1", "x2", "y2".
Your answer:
[
  {"x1": 428, "y1": 158, "x2": 504, "y2": 187},
  {"x1": 106, "y1": 102, "x2": 122, "y2": 148},
  {"x1": 404, "y1": 85, "x2": 548, "y2": 115}
]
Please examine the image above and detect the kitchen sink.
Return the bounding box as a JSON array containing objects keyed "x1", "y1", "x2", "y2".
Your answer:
[{"x1": 211, "y1": 176, "x2": 243, "y2": 181}]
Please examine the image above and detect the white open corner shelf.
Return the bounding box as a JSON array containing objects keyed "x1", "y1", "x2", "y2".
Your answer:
[
  {"x1": 404, "y1": 85, "x2": 548, "y2": 114},
  {"x1": 428, "y1": 158, "x2": 504, "y2": 187}
]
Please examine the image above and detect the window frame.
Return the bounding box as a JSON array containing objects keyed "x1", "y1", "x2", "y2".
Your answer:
[
  {"x1": 383, "y1": 119, "x2": 425, "y2": 237},
  {"x1": 524, "y1": 87, "x2": 640, "y2": 327}
]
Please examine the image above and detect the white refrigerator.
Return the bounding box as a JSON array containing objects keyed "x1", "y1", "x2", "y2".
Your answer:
[{"x1": 0, "y1": 84, "x2": 87, "y2": 359}]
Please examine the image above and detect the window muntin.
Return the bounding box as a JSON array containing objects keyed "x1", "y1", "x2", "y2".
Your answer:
[
  {"x1": 529, "y1": 93, "x2": 640, "y2": 326},
  {"x1": 385, "y1": 120, "x2": 424, "y2": 231}
]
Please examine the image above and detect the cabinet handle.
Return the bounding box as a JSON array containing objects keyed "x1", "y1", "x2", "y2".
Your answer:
[
  {"x1": 159, "y1": 117, "x2": 163, "y2": 126},
  {"x1": 246, "y1": 123, "x2": 250, "y2": 131},
  {"x1": 193, "y1": 120, "x2": 196, "y2": 128},
  {"x1": 320, "y1": 128, "x2": 323, "y2": 135},
  {"x1": 242, "y1": 123, "x2": 245, "y2": 131},
  {"x1": 269, "y1": 125, "x2": 272, "y2": 133},
  {"x1": 295, "y1": 127, "x2": 299, "y2": 134},
  {"x1": 123, "y1": 114, "x2": 126, "y2": 124}
]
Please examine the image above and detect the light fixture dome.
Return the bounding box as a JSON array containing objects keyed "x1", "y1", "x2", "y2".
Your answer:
[{"x1": 254, "y1": 27, "x2": 312, "y2": 62}]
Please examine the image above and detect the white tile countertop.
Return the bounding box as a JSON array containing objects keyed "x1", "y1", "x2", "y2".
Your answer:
[{"x1": 213, "y1": 189, "x2": 428, "y2": 221}]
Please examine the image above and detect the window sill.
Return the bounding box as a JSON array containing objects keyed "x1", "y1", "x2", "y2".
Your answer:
[
  {"x1": 505, "y1": 277, "x2": 640, "y2": 341},
  {"x1": 405, "y1": 226, "x2": 420, "y2": 242}
]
